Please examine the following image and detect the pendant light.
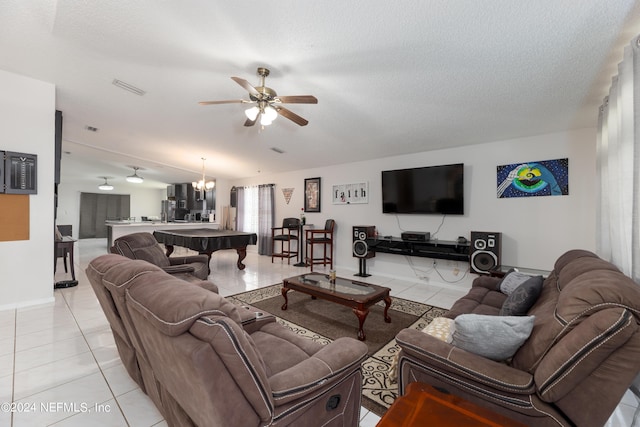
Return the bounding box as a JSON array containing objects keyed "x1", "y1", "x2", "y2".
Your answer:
[
  {"x1": 98, "y1": 177, "x2": 114, "y2": 191},
  {"x1": 126, "y1": 166, "x2": 144, "y2": 183}
]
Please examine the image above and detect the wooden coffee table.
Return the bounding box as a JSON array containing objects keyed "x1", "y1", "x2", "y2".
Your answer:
[{"x1": 281, "y1": 273, "x2": 392, "y2": 341}]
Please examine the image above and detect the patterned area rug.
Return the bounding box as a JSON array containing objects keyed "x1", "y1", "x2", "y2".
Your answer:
[{"x1": 228, "y1": 284, "x2": 447, "y2": 417}]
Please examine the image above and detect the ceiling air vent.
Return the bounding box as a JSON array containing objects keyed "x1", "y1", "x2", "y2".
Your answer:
[
  {"x1": 270, "y1": 147, "x2": 285, "y2": 154},
  {"x1": 112, "y1": 79, "x2": 146, "y2": 96}
]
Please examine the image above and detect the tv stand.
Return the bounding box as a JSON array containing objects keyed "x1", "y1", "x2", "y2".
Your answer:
[{"x1": 366, "y1": 236, "x2": 470, "y2": 262}]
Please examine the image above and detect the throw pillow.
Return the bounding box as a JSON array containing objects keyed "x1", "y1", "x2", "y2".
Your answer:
[
  {"x1": 388, "y1": 317, "x2": 455, "y2": 383},
  {"x1": 499, "y1": 276, "x2": 544, "y2": 316},
  {"x1": 452, "y1": 314, "x2": 535, "y2": 361},
  {"x1": 421, "y1": 317, "x2": 455, "y2": 343},
  {"x1": 499, "y1": 270, "x2": 534, "y2": 295}
]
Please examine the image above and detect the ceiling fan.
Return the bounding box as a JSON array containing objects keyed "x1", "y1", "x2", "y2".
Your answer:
[{"x1": 199, "y1": 67, "x2": 318, "y2": 127}]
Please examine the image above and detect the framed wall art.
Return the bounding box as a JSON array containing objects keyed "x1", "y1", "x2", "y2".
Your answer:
[
  {"x1": 304, "y1": 177, "x2": 321, "y2": 212},
  {"x1": 497, "y1": 158, "x2": 568, "y2": 198},
  {"x1": 332, "y1": 182, "x2": 368, "y2": 204}
]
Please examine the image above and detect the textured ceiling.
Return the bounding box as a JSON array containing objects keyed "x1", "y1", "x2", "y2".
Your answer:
[{"x1": 0, "y1": 0, "x2": 639, "y2": 189}]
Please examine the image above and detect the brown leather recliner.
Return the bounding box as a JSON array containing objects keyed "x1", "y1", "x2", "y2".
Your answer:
[
  {"x1": 87, "y1": 254, "x2": 222, "y2": 425},
  {"x1": 396, "y1": 249, "x2": 640, "y2": 427},
  {"x1": 110, "y1": 231, "x2": 209, "y2": 281},
  {"x1": 88, "y1": 254, "x2": 368, "y2": 427}
]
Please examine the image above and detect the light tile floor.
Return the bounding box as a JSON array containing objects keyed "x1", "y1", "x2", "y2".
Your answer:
[{"x1": 0, "y1": 238, "x2": 636, "y2": 426}]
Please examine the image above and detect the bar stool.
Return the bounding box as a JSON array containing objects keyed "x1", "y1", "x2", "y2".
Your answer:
[
  {"x1": 272, "y1": 218, "x2": 300, "y2": 264},
  {"x1": 305, "y1": 219, "x2": 335, "y2": 272}
]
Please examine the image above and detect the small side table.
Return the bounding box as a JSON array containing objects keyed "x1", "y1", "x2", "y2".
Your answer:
[
  {"x1": 376, "y1": 382, "x2": 527, "y2": 427},
  {"x1": 54, "y1": 236, "x2": 78, "y2": 289}
]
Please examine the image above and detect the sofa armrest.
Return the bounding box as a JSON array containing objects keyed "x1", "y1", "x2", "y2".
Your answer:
[
  {"x1": 162, "y1": 264, "x2": 195, "y2": 274},
  {"x1": 191, "y1": 280, "x2": 219, "y2": 293},
  {"x1": 236, "y1": 305, "x2": 276, "y2": 332},
  {"x1": 269, "y1": 337, "x2": 368, "y2": 405},
  {"x1": 396, "y1": 329, "x2": 535, "y2": 394},
  {"x1": 472, "y1": 275, "x2": 501, "y2": 291},
  {"x1": 169, "y1": 255, "x2": 210, "y2": 265}
]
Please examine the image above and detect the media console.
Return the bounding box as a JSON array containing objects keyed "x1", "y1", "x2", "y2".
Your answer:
[{"x1": 366, "y1": 236, "x2": 470, "y2": 262}]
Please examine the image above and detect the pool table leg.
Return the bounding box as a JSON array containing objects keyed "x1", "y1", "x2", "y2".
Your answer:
[{"x1": 236, "y1": 247, "x2": 247, "y2": 270}]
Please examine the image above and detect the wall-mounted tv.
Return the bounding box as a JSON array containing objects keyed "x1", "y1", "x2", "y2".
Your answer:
[{"x1": 382, "y1": 163, "x2": 464, "y2": 215}]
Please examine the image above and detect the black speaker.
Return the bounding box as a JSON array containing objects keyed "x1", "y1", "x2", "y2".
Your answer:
[
  {"x1": 470, "y1": 231, "x2": 502, "y2": 274},
  {"x1": 353, "y1": 226, "x2": 376, "y2": 259}
]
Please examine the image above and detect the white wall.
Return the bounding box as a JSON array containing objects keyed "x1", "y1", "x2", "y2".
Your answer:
[
  {"x1": 232, "y1": 128, "x2": 596, "y2": 288},
  {"x1": 0, "y1": 70, "x2": 56, "y2": 309}
]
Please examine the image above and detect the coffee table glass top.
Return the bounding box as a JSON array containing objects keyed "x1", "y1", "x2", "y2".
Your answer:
[{"x1": 292, "y1": 273, "x2": 376, "y2": 295}]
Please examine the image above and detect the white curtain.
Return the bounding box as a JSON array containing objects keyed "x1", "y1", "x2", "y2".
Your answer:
[
  {"x1": 596, "y1": 34, "x2": 640, "y2": 283},
  {"x1": 236, "y1": 184, "x2": 274, "y2": 256}
]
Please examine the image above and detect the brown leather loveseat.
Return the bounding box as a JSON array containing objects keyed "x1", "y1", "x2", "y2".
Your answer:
[
  {"x1": 395, "y1": 249, "x2": 640, "y2": 427},
  {"x1": 87, "y1": 254, "x2": 368, "y2": 426}
]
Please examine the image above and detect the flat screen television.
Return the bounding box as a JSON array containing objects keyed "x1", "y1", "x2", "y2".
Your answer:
[{"x1": 382, "y1": 163, "x2": 464, "y2": 215}]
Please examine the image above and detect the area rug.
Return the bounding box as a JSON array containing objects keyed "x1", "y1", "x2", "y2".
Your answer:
[{"x1": 229, "y1": 284, "x2": 448, "y2": 417}]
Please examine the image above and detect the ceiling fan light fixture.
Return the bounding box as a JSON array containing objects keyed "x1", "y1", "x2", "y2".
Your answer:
[
  {"x1": 98, "y1": 177, "x2": 114, "y2": 191},
  {"x1": 245, "y1": 106, "x2": 260, "y2": 121},
  {"x1": 263, "y1": 105, "x2": 278, "y2": 122},
  {"x1": 126, "y1": 167, "x2": 144, "y2": 183},
  {"x1": 260, "y1": 116, "x2": 273, "y2": 126}
]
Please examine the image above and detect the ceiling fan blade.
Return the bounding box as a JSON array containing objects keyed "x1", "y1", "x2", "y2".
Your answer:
[
  {"x1": 198, "y1": 99, "x2": 248, "y2": 105},
  {"x1": 275, "y1": 106, "x2": 309, "y2": 126},
  {"x1": 275, "y1": 95, "x2": 318, "y2": 104},
  {"x1": 231, "y1": 77, "x2": 261, "y2": 97},
  {"x1": 244, "y1": 115, "x2": 258, "y2": 127}
]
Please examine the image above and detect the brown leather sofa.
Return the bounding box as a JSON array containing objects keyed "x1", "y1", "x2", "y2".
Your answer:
[
  {"x1": 396, "y1": 249, "x2": 640, "y2": 427},
  {"x1": 87, "y1": 254, "x2": 368, "y2": 427},
  {"x1": 110, "y1": 231, "x2": 209, "y2": 281}
]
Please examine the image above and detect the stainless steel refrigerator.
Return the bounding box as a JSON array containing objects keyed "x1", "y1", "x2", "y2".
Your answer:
[{"x1": 161, "y1": 200, "x2": 176, "y2": 222}]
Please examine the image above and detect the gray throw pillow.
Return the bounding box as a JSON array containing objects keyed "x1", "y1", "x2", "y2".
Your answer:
[
  {"x1": 499, "y1": 270, "x2": 533, "y2": 295},
  {"x1": 499, "y1": 276, "x2": 544, "y2": 316},
  {"x1": 452, "y1": 314, "x2": 535, "y2": 361}
]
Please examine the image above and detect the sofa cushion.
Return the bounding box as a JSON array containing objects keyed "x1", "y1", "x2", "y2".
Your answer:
[
  {"x1": 499, "y1": 270, "x2": 533, "y2": 295},
  {"x1": 112, "y1": 232, "x2": 171, "y2": 267},
  {"x1": 452, "y1": 314, "x2": 535, "y2": 361},
  {"x1": 500, "y1": 275, "x2": 544, "y2": 316},
  {"x1": 126, "y1": 276, "x2": 242, "y2": 336},
  {"x1": 444, "y1": 283, "x2": 506, "y2": 319}
]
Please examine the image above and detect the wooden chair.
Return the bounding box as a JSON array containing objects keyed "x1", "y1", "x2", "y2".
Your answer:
[
  {"x1": 271, "y1": 218, "x2": 300, "y2": 264},
  {"x1": 306, "y1": 219, "x2": 335, "y2": 271}
]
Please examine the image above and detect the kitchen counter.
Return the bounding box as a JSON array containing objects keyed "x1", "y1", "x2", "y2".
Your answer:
[{"x1": 106, "y1": 221, "x2": 220, "y2": 250}]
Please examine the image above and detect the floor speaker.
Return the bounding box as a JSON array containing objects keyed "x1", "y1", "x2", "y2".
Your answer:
[
  {"x1": 353, "y1": 226, "x2": 376, "y2": 259},
  {"x1": 470, "y1": 231, "x2": 502, "y2": 274}
]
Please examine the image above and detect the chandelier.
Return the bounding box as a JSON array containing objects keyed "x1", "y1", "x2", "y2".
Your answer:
[{"x1": 192, "y1": 158, "x2": 215, "y2": 190}]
